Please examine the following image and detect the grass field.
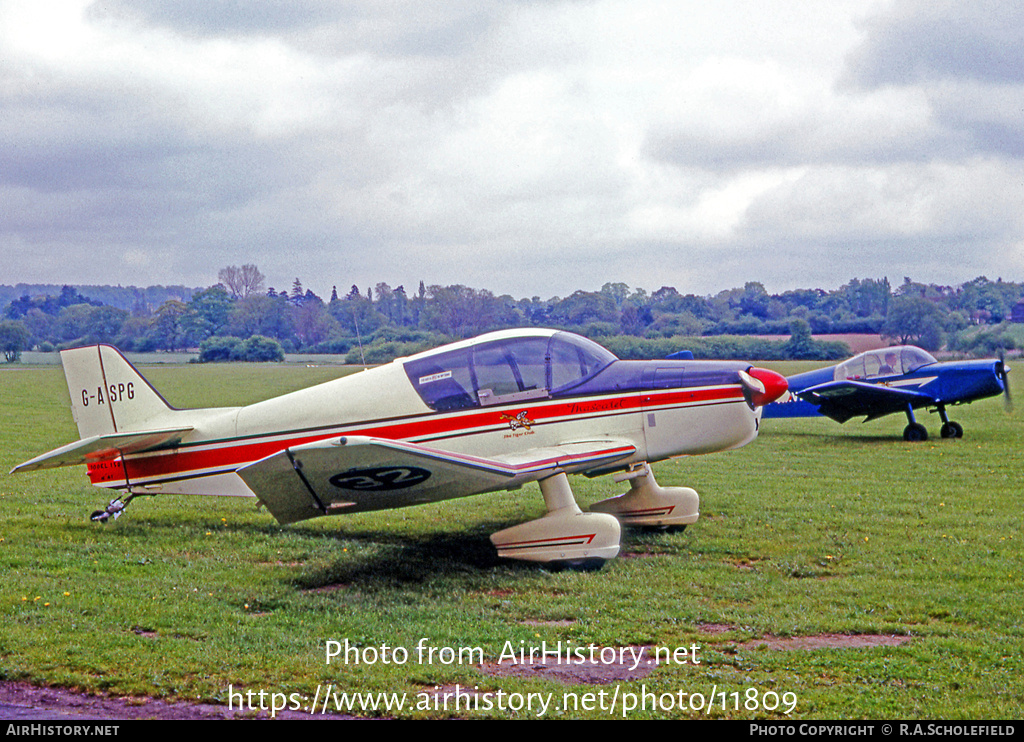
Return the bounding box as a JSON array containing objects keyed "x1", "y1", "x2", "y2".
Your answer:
[{"x1": 1, "y1": 360, "x2": 1021, "y2": 719}]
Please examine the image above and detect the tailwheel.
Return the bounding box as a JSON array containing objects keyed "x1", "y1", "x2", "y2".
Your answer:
[
  {"x1": 89, "y1": 493, "x2": 135, "y2": 523},
  {"x1": 903, "y1": 423, "x2": 928, "y2": 442},
  {"x1": 940, "y1": 421, "x2": 964, "y2": 439}
]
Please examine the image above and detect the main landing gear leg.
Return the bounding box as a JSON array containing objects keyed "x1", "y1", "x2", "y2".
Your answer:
[
  {"x1": 590, "y1": 462, "x2": 699, "y2": 531},
  {"x1": 490, "y1": 473, "x2": 621, "y2": 570},
  {"x1": 936, "y1": 405, "x2": 964, "y2": 439},
  {"x1": 903, "y1": 405, "x2": 928, "y2": 442}
]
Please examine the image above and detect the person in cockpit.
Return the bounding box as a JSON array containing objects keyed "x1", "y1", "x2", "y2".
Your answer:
[{"x1": 878, "y1": 352, "x2": 898, "y2": 376}]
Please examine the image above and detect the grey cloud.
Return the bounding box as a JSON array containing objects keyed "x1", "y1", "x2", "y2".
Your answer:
[
  {"x1": 85, "y1": 0, "x2": 354, "y2": 37},
  {"x1": 0, "y1": 87, "x2": 294, "y2": 199},
  {"x1": 642, "y1": 115, "x2": 969, "y2": 173},
  {"x1": 0, "y1": 82, "x2": 343, "y2": 249},
  {"x1": 844, "y1": 0, "x2": 1024, "y2": 87},
  {"x1": 643, "y1": 125, "x2": 801, "y2": 173},
  {"x1": 86, "y1": 0, "x2": 502, "y2": 58},
  {"x1": 840, "y1": 0, "x2": 1024, "y2": 162},
  {"x1": 928, "y1": 84, "x2": 1024, "y2": 159}
]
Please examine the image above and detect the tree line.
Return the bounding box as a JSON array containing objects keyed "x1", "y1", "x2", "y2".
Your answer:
[{"x1": 1, "y1": 268, "x2": 1021, "y2": 363}]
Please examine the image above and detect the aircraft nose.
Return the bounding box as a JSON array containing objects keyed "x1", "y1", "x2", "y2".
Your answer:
[{"x1": 745, "y1": 367, "x2": 789, "y2": 407}]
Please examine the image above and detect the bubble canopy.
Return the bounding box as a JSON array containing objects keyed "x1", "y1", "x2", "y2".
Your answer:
[
  {"x1": 402, "y1": 330, "x2": 617, "y2": 411},
  {"x1": 833, "y1": 346, "x2": 937, "y2": 382}
]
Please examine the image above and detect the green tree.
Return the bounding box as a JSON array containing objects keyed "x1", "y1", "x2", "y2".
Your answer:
[
  {"x1": 148, "y1": 300, "x2": 189, "y2": 351},
  {"x1": 228, "y1": 294, "x2": 294, "y2": 341},
  {"x1": 737, "y1": 281, "x2": 770, "y2": 319},
  {"x1": 55, "y1": 304, "x2": 95, "y2": 344},
  {"x1": 600, "y1": 282, "x2": 631, "y2": 308},
  {"x1": 0, "y1": 320, "x2": 31, "y2": 362},
  {"x1": 785, "y1": 318, "x2": 816, "y2": 359},
  {"x1": 89, "y1": 306, "x2": 130, "y2": 344},
  {"x1": 197, "y1": 336, "x2": 242, "y2": 362},
  {"x1": 421, "y1": 285, "x2": 502, "y2": 338},
  {"x1": 293, "y1": 296, "x2": 338, "y2": 348},
  {"x1": 185, "y1": 285, "x2": 234, "y2": 343},
  {"x1": 237, "y1": 336, "x2": 285, "y2": 361},
  {"x1": 841, "y1": 277, "x2": 891, "y2": 318},
  {"x1": 953, "y1": 276, "x2": 1010, "y2": 324},
  {"x1": 549, "y1": 290, "x2": 618, "y2": 327},
  {"x1": 198, "y1": 335, "x2": 284, "y2": 362},
  {"x1": 330, "y1": 289, "x2": 384, "y2": 337},
  {"x1": 883, "y1": 296, "x2": 945, "y2": 350}
]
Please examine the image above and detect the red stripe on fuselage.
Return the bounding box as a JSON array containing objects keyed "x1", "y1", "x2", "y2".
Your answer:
[{"x1": 87, "y1": 386, "x2": 743, "y2": 486}]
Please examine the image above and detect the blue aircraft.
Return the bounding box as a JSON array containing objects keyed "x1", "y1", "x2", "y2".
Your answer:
[{"x1": 763, "y1": 345, "x2": 1011, "y2": 441}]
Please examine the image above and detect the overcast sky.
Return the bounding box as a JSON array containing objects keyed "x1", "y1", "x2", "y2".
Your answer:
[{"x1": 2, "y1": 0, "x2": 1022, "y2": 300}]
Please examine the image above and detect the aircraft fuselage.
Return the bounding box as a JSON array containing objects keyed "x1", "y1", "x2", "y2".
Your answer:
[{"x1": 78, "y1": 330, "x2": 777, "y2": 512}]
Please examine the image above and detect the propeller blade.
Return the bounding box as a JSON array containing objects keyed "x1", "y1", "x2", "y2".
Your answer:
[
  {"x1": 1001, "y1": 362, "x2": 1012, "y2": 412},
  {"x1": 997, "y1": 350, "x2": 1012, "y2": 411}
]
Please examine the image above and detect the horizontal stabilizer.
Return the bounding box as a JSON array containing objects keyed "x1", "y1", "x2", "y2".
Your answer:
[
  {"x1": 238, "y1": 435, "x2": 636, "y2": 525},
  {"x1": 10, "y1": 427, "x2": 194, "y2": 474}
]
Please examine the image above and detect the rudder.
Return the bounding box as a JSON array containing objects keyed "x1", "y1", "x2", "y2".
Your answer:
[{"x1": 61, "y1": 345, "x2": 174, "y2": 438}]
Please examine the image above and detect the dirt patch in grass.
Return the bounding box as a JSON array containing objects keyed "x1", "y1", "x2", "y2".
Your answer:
[
  {"x1": 742, "y1": 633, "x2": 912, "y2": 650},
  {"x1": 732, "y1": 556, "x2": 767, "y2": 570},
  {"x1": 480, "y1": 632, "x2": 913, "y2": 686},
  {"x1": 0, "y1": 680, "x2": 355, "y2": 720},
  {"x1": 696, "y1": 624, "x2": 911, "y2": 651},
  {"x1": 521, "y1": 618, "x2": 576, "y2": 627},
  {"x1": 302, "y1": 582, "x2": 350, "y2": 594},
  {"x1": 697, "y1": 623, "x2": 734, "y2": 634}
]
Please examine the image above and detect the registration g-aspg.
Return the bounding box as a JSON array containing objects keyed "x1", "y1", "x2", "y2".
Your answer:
[{"x1": 82, "y1": 383, "x2": 135, "y2": 406}]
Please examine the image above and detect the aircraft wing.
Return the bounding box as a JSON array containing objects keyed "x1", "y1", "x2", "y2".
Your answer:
[
  {"x1": 10, "y1": 427, "x2": 195, "y2": 474},
  {"x1": 796, "y1": 380, "x2": 934, "y2": 423},
  {"x1": 237, "y1": 435, "x2": 637, "y2": 525}
]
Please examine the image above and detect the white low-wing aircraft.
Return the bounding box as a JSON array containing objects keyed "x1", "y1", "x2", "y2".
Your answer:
[{"x1": 12, "y1": 329, "x2": 787, "y2": 568}]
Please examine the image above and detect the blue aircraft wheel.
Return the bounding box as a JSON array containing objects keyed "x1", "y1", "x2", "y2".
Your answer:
[
  {"x1": 903, "y1": 423, "x2": 928, "y2": 442},
  {"x1": 941, "y1": 422, "x2": 964, "y2": 439}
]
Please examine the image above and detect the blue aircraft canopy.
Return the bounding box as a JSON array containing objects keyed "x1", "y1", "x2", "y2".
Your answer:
[{"x1": 834, "y1": 346, "x2": 937, "y2": 381}]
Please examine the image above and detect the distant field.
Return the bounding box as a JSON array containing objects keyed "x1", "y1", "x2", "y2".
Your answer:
[
  {"x1": 812, "y1": 334, "x2": 886, "y2": 353},
  {"x1": 752, "y1": 334, "x2": 886, "y2": 354},
  {"x1": 1, "y1": 361, "x2": 1021, "y2": 719}
]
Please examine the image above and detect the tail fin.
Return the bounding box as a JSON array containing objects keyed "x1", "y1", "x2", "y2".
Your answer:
[{"x1": 61, "y1": 345, "x2": 175, "y2": 438}]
